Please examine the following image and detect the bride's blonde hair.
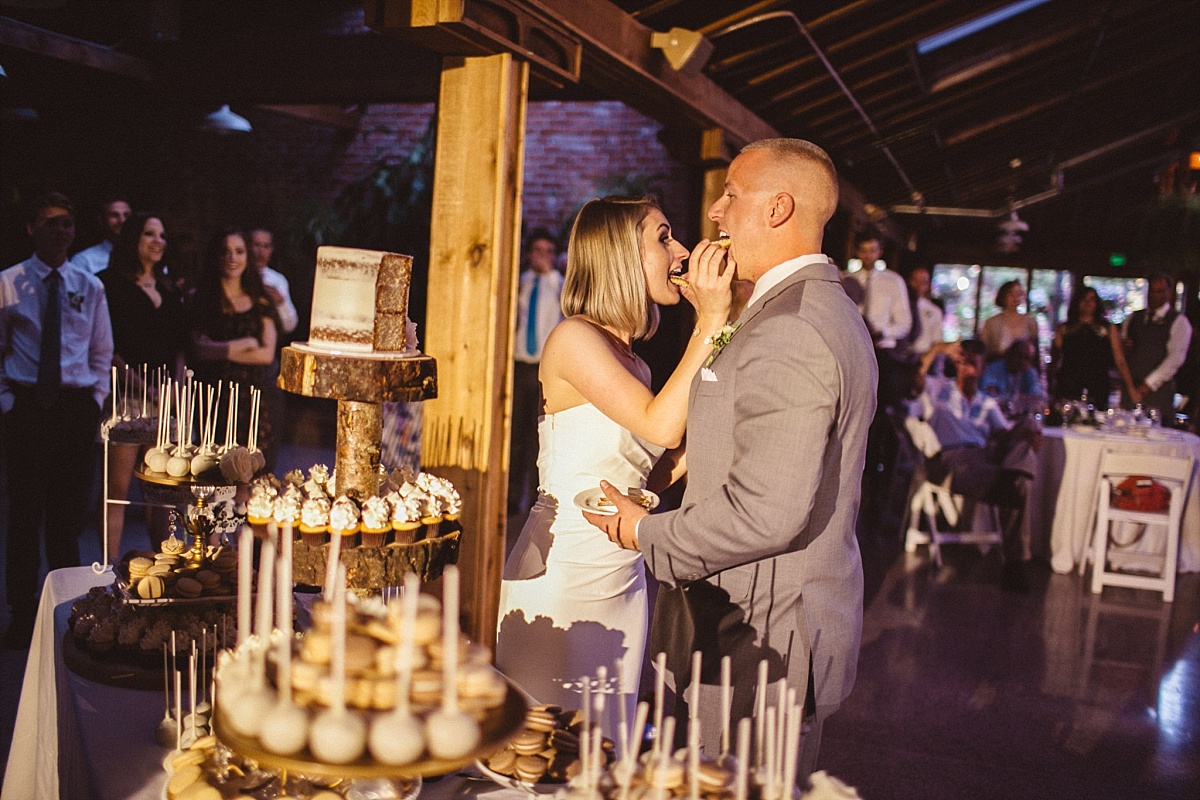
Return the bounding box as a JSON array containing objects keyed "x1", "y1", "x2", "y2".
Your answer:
[{"x1": 561, "y1": 195, "x2": 660, "y2": 341}]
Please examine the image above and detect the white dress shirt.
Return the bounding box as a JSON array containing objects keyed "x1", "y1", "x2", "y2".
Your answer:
[
  {"x1": 259, "y1": 265, "x2": 299, "y2": 335},
  {"x1": 0, "y1": 255, "x2": 113, "y2": 413},
  {"x1": 744, "y1": 253, "x2": 837, "y2": 310},
  {"x1": 69, "y1": 241, "x2": 112, "y2": 275},
  {"x1": 849, "y1": 266, "x2": 912, "y2": 348},
  {"x1": 514, "y1": 268, "x2": 564, "y2": 364},
  {"x1": 911, "y1": 295, "x2": 945, "y2": 356},
  {"x1": 1123, "y1": 303, "x2": 1193, "y2": 391}
]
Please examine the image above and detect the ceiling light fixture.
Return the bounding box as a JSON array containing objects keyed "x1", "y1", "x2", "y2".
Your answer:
[
  {"x1": 917, "y1": 0, "x2": 1052, "y2": 55},
  {"x1": 201, "y1": 104, "x2": 252, "y2": 134},
  {"x1": 650, "y1": 27, "x2": 713, "y2": 73}
]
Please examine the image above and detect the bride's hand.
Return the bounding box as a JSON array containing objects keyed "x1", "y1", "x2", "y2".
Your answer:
[{"x1": 682, "y1": 239, "x2": 735, "y2": 325}]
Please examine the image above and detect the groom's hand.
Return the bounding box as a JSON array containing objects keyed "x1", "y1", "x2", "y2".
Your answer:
[{"x1": 581, "y1": 480, "x2": 647, "y2": 551}]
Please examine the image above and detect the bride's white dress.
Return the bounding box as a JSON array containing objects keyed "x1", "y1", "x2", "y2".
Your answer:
[{"x1": 496, "y1": 403, "x2": 663, "y2": 721}]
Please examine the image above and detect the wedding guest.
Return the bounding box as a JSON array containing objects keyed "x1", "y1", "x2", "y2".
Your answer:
[
  {"x1": 185, "y1": 228, "x2": 279, "y2": 470},
  {"x1": 98, "y1": 211, "x2": 185, "y2": 555},
  {"x1": 980, "y1": 338, "x2": 1045, "y2": 412},
  {"x1": 906, "y1": 265, "x2": 944, "y2": 358},
  {"x1": 1, "y1": 192, "x2": 112, "y2": 648},
  {"x1": 587, "y1": 140, "x2": 876, "y2": 778},
  {"x1": 846, "y1": 234, "x2": 911, "y2": 407},
  {"x1": 70, "y1": 194, "x2": 131, "y2": 275},
  {"x1": 508, "y1": 228, "x2": 564, "y2": 515},
  {"x1": 1049, "y1": 286, "x2": 1133, "y2": 409},
  {"x1": 910, "y1": 339, "x2": 1040, "y2": 592},
  {"x1": 1121, "y1": 274, "x2": 1192, "y2": 422},
  {"x1": 980, "y1": 279, "x2": 1038, "y2": 361},
  {"x1": 248, "y1": 226, "x2": 298, "y2": 337}
]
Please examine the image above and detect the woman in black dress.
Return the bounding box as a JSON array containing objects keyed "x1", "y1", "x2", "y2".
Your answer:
[
  {"x1": 1050, "y1": 286, "x2": 1134, "y2": 409},
  {"x1": 186, "y1": 228, "x2": 279, "y2": 471},
  {"x1": 98, "y1": 211, "x2": 185, "y2": 554}
]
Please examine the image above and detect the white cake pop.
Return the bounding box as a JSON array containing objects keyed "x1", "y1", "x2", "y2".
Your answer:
[
  {"x1": 166, "y1": 451, "x2": 191, "y2": 477},
  {"x1": 369, "y1": 573, "x2": 425, "y2": 765},
  {"x1": 147, "y1": 449, "x2": 170, "y2": 473},
  {"x1": 425, "y1": 566, "x2": 480, "y2": 759},
  {"x1": 308, "y1": 564, "x2": 367, "y2": 764},
  {"x1": 308, "y1": 705, "x2": 367, "y2": 764},
  {"x1": 260, "y1": 701, "x2": 310, "y2": 756}
]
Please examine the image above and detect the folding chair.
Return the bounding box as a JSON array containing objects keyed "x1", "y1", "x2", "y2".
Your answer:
[
  {"x1": 1087, "y1": 450, "x2": 1194, "y2": 602},
  {"x1": 902, "y1": 417, "x2": 1003, "y2": 569}
]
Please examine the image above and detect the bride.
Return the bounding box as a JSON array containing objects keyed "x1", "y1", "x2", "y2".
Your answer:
[{"x1": 496, "y1": 195, "x2": 732, "y2": 721}]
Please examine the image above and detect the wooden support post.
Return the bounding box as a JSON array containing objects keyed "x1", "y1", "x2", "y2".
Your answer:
[
  {"x1": 699, "y1": 129, "x2": 729, "y2": 245},
  {"x1": 422, "y1": 53, "x2": 528, "y2": 646}
]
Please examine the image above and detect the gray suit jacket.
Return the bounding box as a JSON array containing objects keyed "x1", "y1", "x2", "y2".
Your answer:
[{"x1": 640, "y1": 258, "x2": 876, "y2": 720}]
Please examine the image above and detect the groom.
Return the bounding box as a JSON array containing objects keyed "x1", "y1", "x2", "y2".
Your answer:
[{"x1": 584, "y1": 138, "x2": 876, "y2": 776}]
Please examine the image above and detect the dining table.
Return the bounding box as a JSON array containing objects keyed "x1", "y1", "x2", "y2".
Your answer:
[
  {"x1": 1025, "y1": 425, "x2": 1200, "y2": 575},
  {"x1": 0, "y1": 565, "x2": 531, "y2": 800}
]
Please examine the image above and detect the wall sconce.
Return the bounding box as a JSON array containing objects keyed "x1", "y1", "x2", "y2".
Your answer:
[
  {"x1": 650, "y1": 27, "x2": 713, "y2": 73},
  {"x1": 201, "y1": 104, "x2": 252, "y2": 134}
]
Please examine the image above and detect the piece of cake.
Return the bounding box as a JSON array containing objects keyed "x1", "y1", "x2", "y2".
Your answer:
[{"x1": 307, "y1": 246, "x2": 413, "y2": 354}]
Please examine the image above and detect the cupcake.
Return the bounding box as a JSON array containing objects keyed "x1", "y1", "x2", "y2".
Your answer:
[
  {"x1": 272, "y1": 492, "x2": 302, "y2": 541},
  {"x1": 299, "y1": 495, "x2": 331, "y2": 547},
  {"x1": 360, "y1": 495, "x2": 392, "y2": 548},
  {"x1": 420, "y1": 472, "x2": 461, "y2": 523},
  {"x1": 390, "y1": 491, "x2": 423, "y2": 545},
  {"x1": 245, "y1": 479, "x2": 277, "y2": 533},
  {"x1": 328, "y1": 494, "x2": 361, "y2": 549}
]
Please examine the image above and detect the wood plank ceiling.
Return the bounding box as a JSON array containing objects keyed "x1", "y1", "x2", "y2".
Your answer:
[{"x1": 2, "y1": 0, "x2": 1198, "y2": 262}]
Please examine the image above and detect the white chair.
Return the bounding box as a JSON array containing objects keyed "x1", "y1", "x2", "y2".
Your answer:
[
  {"x1": 1088, "y1": 451, "x2": 1194, "y2": 602},
  {"x1": 902, "y1": 417, "x2": 1004, "y2": 569},
  {"x1": 904, "y1": 471, "x2": 1003, "y2": 569}
]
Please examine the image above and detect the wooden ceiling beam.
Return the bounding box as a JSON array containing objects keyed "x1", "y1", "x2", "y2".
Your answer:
[{"x1": 0, "y1": 14, "x2": 155, "y2": 83}]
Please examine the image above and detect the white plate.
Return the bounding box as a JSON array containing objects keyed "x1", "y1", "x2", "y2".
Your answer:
[{"x1": 573, "y1": 487, "x2": 659, "y2": 516}]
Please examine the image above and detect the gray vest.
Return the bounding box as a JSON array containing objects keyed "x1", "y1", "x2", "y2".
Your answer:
[{"x1": 1128, "y1": 307, "x2": 1177, "y2": 385}]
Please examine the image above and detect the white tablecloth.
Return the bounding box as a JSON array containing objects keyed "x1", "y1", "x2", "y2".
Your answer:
[
  {"x1": 2, "y1": 567, "x2": 531, "y2": 800},
  {"x1": 1026, "y1": 427, "x2": 1200, "y2": 574}
]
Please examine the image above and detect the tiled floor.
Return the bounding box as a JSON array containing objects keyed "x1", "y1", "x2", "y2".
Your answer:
[{"x1": 2, "y1": 403, "x2": 1198, "y2": 797}]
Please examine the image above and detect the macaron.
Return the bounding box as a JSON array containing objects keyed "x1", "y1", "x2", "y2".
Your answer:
[
  {"x1": 175, "y1": 577, "x2": 203, "y2": 599},
  {"x1": 514, "y1": 755, "x2": 548, "y2": 783},
  {"x1": 137, "y1": 575, "x2": 165, "y2": 599},
  {"x1": 194, "y1": 570, "x2": 221, "y2": 591}
]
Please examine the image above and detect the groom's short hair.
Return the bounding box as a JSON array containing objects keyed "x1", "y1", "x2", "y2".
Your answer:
[
  {"x1": 561, "y1": 195, "x2": 661, "y2": 341},
  {"x1": 741, "y1": 138, "x2": 839, "y2": 224}
]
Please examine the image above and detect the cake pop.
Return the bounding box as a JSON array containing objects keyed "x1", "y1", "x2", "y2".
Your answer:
[
  {"x1": 424, "y1": 565, "x2": 481, "y2": 759},
  {"x1": 369, "y1": 573, "x2": 426, "y2": 765},
  {"x1": 260, "y1": 527, "x2": 308, "y2": 755},
  {"x1": 308, "y1": 565, "x2": 367, "y2": 764}
]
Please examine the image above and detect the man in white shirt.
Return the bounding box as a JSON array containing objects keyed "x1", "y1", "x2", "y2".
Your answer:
[
  {"x1": 69, "y1": 195, "x2": 130, "y2": 275},
  {"x1": 509, "y1": 229, "x2": 564, "y2": 515},
  {"x1": 1, "y1": 192, "x2": 112, "y2": 648},
  {"x1": 848, "y1": 235, "x2": 911, "y2": 405},
  {"x1": 909, "y1": 339, "x2": 1040, "y2": 591},
  {"x1": 906, "y1": 265, "x2": 944, "y2": 358},
  {"x1": 1122, "y1": 274, "x2": 1192, "y2": 422},
  {"x1": 249, "y1": 227, "x2": 299, "y2": 337}
]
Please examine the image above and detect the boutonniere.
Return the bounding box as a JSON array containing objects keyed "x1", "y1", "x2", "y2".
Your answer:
[
  {"x1": 67, "y1": 291, "x2": 85, "y2": 312},
  {"x1": 703, "y1": 323, "x2": 741, "y2": 367}
]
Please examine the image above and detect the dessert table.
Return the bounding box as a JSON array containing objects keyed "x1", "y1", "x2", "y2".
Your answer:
[
  {"x1": 1025, "y1": 426, "x2": 1200, "y2": 575},
  {"x1": 1, "y1": 566, "x2": 527, "y2": 800}
]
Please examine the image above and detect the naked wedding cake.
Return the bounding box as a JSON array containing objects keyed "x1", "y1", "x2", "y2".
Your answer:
[{"x1": 308, "y1": 246, "x2": 413, "y2": 353}]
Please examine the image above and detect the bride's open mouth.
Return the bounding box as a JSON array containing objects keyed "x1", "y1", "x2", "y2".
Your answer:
[{"x1": 668, "y1": 266, "x2": 688, "y2": 287}]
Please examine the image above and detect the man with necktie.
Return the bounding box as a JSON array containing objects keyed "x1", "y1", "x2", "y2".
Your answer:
[
  {"x1": 508, "y1": 229, "x2": 564, "y2": 515},
  {"x1": 0, "y1": 192, "x2": 112, "y2": 649},
  {"x1": 1122, "y1": 273, "x2": 1192, "y2": 423}
]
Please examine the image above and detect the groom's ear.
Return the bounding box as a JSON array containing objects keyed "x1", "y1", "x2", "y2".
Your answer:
[{"x1": 766, "y1": 192, "x2": 795, "y2": 228}]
